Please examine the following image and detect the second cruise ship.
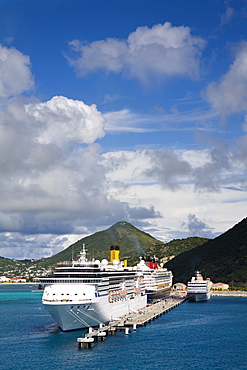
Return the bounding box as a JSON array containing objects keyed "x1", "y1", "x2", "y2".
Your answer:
[
  {"x1": 187, "y1": 271, "x2": 211, "y2": 302},
  {"x1": 40, "y1": 245, "x2": 173, "y2": 331}
]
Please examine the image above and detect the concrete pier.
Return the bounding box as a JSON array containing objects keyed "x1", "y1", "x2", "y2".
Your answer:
[
  {"x1": 211, "y1": 291, "x2": 247, "y2": 297},
  {"x1": 77, "y1": 326, "x2": 109, "y2": 348},
  {"x1": 77, "y1": 337, "x2": 94, "y2": 349},
  {"x1": 77, "y1": 296, "x2": 186, "y2": 348},
  {"x1": 114, "y1": 296, "x2": 186, "y2": 328}
]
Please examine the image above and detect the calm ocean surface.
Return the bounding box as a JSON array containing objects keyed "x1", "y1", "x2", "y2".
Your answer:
[{"x1": 0, "y1": 285, "x2": 246, "y2": 370}]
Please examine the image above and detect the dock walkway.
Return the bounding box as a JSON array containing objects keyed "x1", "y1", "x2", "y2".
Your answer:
[
  {"x1": 112, "y1": 296, "x2": 185, "y2": 327},
  {"x1": 77, "y1": 296, "x2": 186, "y2": 348}
]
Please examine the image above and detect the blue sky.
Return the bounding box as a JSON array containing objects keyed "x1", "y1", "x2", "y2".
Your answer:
[{"x1": 0, "y1": 0, "x2": 247, "y2": 259}]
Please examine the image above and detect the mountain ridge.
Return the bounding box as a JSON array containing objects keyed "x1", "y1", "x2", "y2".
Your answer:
[
  {"x1": 165, "y1": 217, "x2": 247, "y2": 285},
  {"x1": 1, "y1": 218, "x2": 246, "y2": 285}
]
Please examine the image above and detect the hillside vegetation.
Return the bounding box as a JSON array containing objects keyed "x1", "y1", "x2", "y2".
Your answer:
[
  {"x1": 35, "y1": 221, "x2": 208, "y2": 269},
  {"x1": 1, "y1": 218, "x2": 246, "y2": 285},
  {"x1": 0, "y1": 221, "x2": 208, "y2": 277},
  {"x1": 159, "y1": 237, "x2": 209, "y2": 259},
  {"x1": 165, "y1": 217, "x2": 247, "y2": 285},
  {"x1": 0, "y1": 256, "x2": 26, "y2": 276}
]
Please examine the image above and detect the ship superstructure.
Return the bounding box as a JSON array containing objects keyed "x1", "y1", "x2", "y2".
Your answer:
[
  {"x1": 40, "y1": 245, "x2": 173, "y2": 331},
  {"x1": 136, "y1": 256, "x2": 173, "y2": 303},
  {"x1": 40, "y1": 246, "x2": 146, "y2": 331},
  {"x1": 187, "y1": 271, "x2": 211, "y2": 302}
]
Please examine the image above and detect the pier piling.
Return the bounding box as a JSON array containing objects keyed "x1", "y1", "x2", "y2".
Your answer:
[{"x1": 77, "y1": 296, "x2": 187, "y2": 348}]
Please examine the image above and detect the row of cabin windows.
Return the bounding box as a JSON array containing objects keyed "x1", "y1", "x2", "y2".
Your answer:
[
  {"x1": 47, "y1": 292, "x2": 86, "y2": 296},
  {"x1": 42, "y1": 279, "x2": 101, "y2": 284}
]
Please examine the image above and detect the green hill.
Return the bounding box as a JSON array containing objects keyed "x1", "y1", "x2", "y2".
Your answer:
[
  {"x1": 2, "y1": 219, "x2": 246, "y2": 285},
  {"x1": 36, "y1": 221, "x2": 162, "y2": 269},
  {"x1": 165, "y1": 217, "x2": 247, "y2": 285},
  {"x1": 35, "y1": 221, "x2": 207, "y2": 269},
  {"x1": 0, "y1": 256, "x2": 26, "y2": 276},
  {"x1": 3, "y1": 218, "x2": 247, "y2": 286},
  {"x1": 159, "y1": 237, "x2": 209, "y2": 259}
]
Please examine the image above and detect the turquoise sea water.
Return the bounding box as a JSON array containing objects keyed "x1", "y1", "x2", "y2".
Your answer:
[{"x1": 0, "y1": 285, "x2": 246, "y2": 370}]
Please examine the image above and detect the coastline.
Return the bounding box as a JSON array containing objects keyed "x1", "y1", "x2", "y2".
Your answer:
[
  {"x1": 1, "y1": 283, "x2": 247, "y2": 297},
  {"x1": 173, "y1": 290, "x2": 247, "y2": 298},
  {"x1": 0, "y1": 282, "x2": 38, "y2": 287},
  {"x1": 211, "y1": 291, "x2": 247, "y2": 297}
]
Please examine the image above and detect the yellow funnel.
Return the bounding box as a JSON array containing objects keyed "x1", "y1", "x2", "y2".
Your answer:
[{"x1": 110, "y1": 246, "x2": 120, "y2": 262}]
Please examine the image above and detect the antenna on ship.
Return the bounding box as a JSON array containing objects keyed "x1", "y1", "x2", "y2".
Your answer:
[{"x1": 78, "y1": 244, "x2": 87, "y2": 263}]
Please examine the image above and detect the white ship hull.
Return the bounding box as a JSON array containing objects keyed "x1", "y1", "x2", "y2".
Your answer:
[
  {"x1": 141, "y1": 265, "x2": 173, "y2": 304},
  {"x1": 187, "y1": 271, "x2": 211, "y2": 302},
  {"x1": 44, "y1": 293, "x2": 147, "y2": 331},
  {"x1": 188, "y1": 292, "x2": 210, "y2": 302},
  {"x1": 40, "y1": 245, "x2": 172, "y2": 331}
]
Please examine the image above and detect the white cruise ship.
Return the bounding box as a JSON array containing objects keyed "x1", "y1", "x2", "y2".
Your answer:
[
  {"x1": 40, "y1": 245, "x2": 173, "y2": 331},
  {"x1": 136, "y1": 256, "x2": 173, "y2": 303},
  {"x1": 187, "y1": 271, "x2": 211, "y2": 302}
]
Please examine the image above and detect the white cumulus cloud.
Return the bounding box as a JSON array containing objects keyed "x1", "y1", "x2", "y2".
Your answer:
[
  {"x1": 68, "y1": 22, "x2": 205, "y2": 82},
  {"x1": 204, "y1": 42, "x2": 247, "y2": 116},
  {"x1": 25, "y1": 96, "x2": 106, "y2": 147},
  {"x1": 0, "y1": 44, "x2": 34, "y2": 98}
]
